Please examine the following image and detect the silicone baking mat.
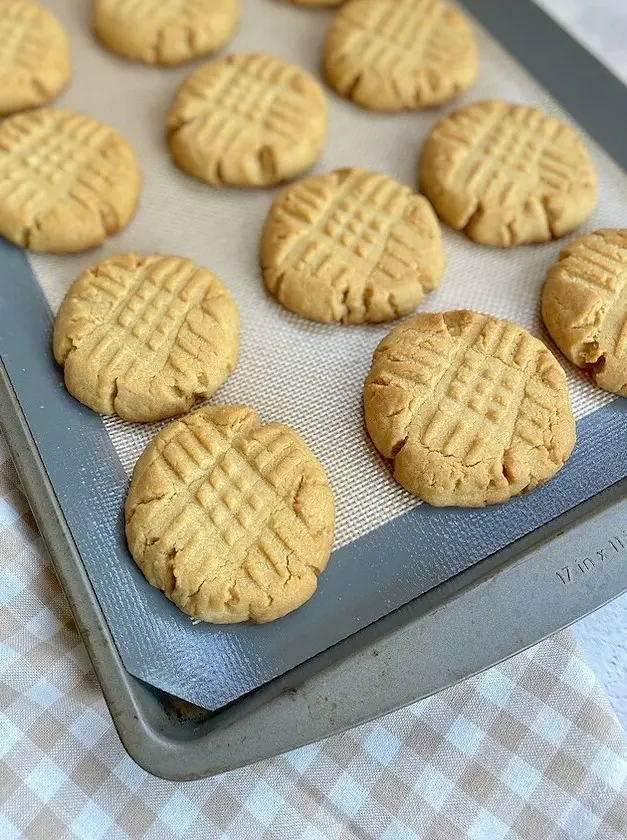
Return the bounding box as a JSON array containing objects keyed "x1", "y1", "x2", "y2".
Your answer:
[{"x1": 2, "y1": 0, "x2": 627, "y2": 709}]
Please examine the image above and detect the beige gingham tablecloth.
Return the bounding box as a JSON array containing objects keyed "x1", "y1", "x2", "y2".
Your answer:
[{"x1": 1, "y1": 433, "x2": 627, "y2": 839}]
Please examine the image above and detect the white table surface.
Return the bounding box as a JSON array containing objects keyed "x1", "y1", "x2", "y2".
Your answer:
[{"x1": 533, "y1": 0, "x2": 627, "y2": 731}]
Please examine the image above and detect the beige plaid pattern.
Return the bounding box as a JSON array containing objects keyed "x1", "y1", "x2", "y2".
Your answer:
[{"x1": 1, "y1": 433, "x2": 626, "y2": 839}]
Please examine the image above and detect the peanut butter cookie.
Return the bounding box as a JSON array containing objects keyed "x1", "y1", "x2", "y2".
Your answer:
[
  {"x1": 261, "y1": 168, "x2": 444, "y2": 323},
  {"x1": 0, "y1": 108, "x2": 140, "y2": 252},
  {"x1": 167, "y1": 54, "x2": 328, "y2": 187},
  {"x1": 125, "y1": 405, "x2": 335, "y2": 623},
  {"x1": 542, "y1": 229, "x2": 627, "y2": 395},
  {"x1": 323, "y1": 0, "x2": 478, "y2": 111},
  {"x1": 53, "y1": 253, "x2": 239, "y2": 421},
  {"x1": 419, "y1": 100, "x2": 597, "y2": 246},
  {"x1": 93, "y1": 0, "x2": 239, "y2": 65},
  {"x1": 364, "y1": 311, "x2": 575, "y2": 506},
  {"x1": 0, "y1": 0, "x2": 70, "y2": 115}
]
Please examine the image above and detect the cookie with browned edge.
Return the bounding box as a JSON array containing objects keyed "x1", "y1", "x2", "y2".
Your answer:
[
  {"x1": 261, "y1": 168, "x2": 444, "y2": 323},
  {"x1": 53, "y1": 253, "x2": 239, "y2": 421},
  {"x1": 125, "y1": 405, "x2": 335, "y2": 623},
  {"x1": 419, "y1": 100, "x2": 597, "y2": 246},
  {"x1": 324, "y1": 0, "x2": 478, "y2": 111},
  {"x1": 0, "y1": 0, "x2": 70, "y2": 115},
  {"x1": 0, "y1": 108, "x2": 140, "y2": 252},
  {"x1": 168, "y1": 54, "x2": 328, "y2": 187},
  {"x1": 364, "y1": 311, "x2": 575, "y2": 506},
  {"x1": 93, "y1": 0, "x2": 239, "y2": 65},
  {"x1": 542, "y1": 229, "x2": 627, "y2": 395}
]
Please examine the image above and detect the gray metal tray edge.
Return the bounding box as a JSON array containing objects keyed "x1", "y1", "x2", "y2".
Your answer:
[{"x1": 2, "y1": 0, "x2": 627, "y2": 780}]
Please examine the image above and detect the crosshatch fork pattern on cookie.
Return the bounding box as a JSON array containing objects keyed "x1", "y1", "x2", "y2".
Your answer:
[
  {"x1": 125, "y1": 408, "x2": 334, "y2": 623},
  {"x1": 172, "y1": 55, "x2": 315, "y2": 151},
  {"x1": 262, "y1": 169, "x2": 443, "y2": 323},
  {"x1": 53, "y1": 254, "x2": 238, "y2": 421}
]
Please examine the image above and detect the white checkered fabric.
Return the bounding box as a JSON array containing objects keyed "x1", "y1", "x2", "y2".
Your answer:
[{"x1": 1, "y1": 432, "x2": 626, "y2": 839}]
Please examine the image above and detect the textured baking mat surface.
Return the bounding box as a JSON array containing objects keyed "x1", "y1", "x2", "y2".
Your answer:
[{"x1": 13, "y1": 0, "x2": 627, "y2": 708}]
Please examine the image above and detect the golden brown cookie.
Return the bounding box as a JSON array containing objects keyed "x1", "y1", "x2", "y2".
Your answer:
[
  {"x1": 419, "y1": 100, "x2": 597, "y2": 247},
  {"x1": 167, "y1": 54, "x2": 328, "y2": 187},
  {"x1": 261, "y1": 168, "x2": 445, "y2": 324},
  {"x1": 125, "y1": 405, "x2": 335, "y2": 624},
  {"x1": 53, "y1": 253, "x2": 239, "y2": 422},
  {"x1": 323, "y1": 0, "x2": 478, "y2": 111},
  {"x1": 0, "y1": 108, "x2": 140, "y2": 252},
  {"x1": 92, "y1": 0, "x2": 239, "y2": 65},
  {"x1": 542, "y1": 229, "x2": 627, "y2": 396},
  {"x1": 364, "y1": 311, "x2": 575, "y2": 507},
  {"x1": 0, "y1": 0, "x2": 71, "y2": 115}
]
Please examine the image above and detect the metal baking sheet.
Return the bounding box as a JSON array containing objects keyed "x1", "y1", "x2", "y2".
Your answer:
[
  {"x1": 1, "y1": 0, "x2": 627, "y2": 780},
  {"x1": 2, "y1": 0, "x2": 627, "y2": 726}
]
